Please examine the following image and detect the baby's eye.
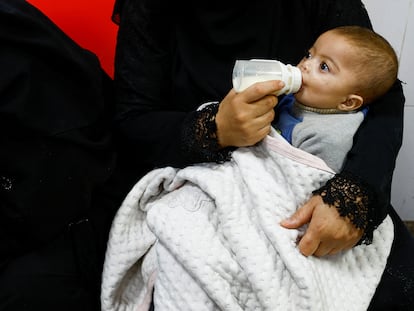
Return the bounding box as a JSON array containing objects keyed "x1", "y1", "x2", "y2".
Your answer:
[
  {"x1": 320, "y1": 62, "x2": 329, "y2": 72},
  {"x1": 304, "y1": 51, "x2": 312, "y2": 59}
]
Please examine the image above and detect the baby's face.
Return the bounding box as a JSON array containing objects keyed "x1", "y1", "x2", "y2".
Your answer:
[{"x1": 294, "y1": 31, "x2": 359, "y2": 109}]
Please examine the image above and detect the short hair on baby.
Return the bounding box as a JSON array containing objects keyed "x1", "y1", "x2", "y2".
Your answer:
[{"x1": 329, "y1": 25, "x2": 399, "y2": 104}]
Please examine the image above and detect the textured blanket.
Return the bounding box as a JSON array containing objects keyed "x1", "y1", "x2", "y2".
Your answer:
[{"x1": 101, "y1": 131, "x2": 394, "y2": 311}]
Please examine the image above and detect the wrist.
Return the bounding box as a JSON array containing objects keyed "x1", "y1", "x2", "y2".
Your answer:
[
  {"x1": 312, "y1": 171, "x2": 377, "y2": 244},
  {"x1": 181, "y1": 102, "x2": 235, "y2": 164}
]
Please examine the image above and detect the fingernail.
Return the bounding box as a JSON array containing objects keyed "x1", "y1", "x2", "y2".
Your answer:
[{"x1": 281, "y1": 218, "x2": 293, "y2": 225}]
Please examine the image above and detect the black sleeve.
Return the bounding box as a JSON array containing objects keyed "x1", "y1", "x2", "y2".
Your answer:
[{"x1": 342, "y1": 82, "x2": 405, "y2": 224}]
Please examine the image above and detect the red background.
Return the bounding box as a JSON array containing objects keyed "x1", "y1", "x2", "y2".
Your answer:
[{"x1": 28, "y1": 0, "x2": 118, "y2": 78}]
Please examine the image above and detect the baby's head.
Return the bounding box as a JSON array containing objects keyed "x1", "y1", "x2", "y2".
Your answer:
[
  {"x1": 332, "y1": 26, "x2": 398, "y2": 104},
  {"x1": 294, "y1": 26, "x2": 398, "y2": 111}
]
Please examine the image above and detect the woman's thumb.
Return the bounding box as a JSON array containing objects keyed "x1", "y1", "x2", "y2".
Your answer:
[{"x1": 280, "y1": 203, "x2": 313, "y2": 229}]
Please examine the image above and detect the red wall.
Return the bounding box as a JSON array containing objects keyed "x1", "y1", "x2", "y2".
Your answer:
[{"x1": 28, "y1": 0, "x2": 118, "y2": 78}]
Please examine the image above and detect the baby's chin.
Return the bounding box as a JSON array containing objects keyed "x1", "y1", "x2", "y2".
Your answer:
[{"x1": 293, "y1": 91, "x2": 309, "y2": 107}]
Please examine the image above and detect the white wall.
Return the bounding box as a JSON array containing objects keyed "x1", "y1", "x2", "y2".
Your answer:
[{"x1": 362, "y1": 0, "x2": 414, "y2": 220}]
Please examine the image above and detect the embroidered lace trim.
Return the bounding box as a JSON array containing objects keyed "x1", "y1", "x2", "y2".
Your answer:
[
  {"x1": 312, "y1": 172, "x2": 376, "y2": 244},
  {"x1": 181, "y1": 103, "x2": 234, "y2": 164}
]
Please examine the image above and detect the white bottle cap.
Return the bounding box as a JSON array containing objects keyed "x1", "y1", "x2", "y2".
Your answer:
[{"x1": 285, "y1": 64, "x2": 302, "y2": 94}]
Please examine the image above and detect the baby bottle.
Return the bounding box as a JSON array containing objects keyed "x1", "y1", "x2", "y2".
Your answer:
[{"x1": 232, "y1": 59, "x2": 302, "y2": 96}]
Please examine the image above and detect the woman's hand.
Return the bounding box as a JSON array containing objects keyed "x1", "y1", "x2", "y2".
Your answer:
[
  {"x1": 215, "y1": 80, "x2": 284, "y2": 148},
  {"x1": 280, "y1": 195, "x2": 364, "y2": 257}
]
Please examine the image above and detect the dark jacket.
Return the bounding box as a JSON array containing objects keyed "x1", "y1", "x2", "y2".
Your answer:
[{"x1": 0, "y1": 0, "x2": 117, "y2": 271}]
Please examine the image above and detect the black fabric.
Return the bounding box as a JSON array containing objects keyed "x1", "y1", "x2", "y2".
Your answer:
[
  {"x1": 0, "y1": 224, "x2": 98, "y2": 311},
  {"x1": 0, "y1": 0, "x2": 120, "y2": 309},
  {"x1": 368, "y1": 207, "x2": 414, "y2": 311},
  {"x1": 181, "y1": 102, "x2": 235, "y2": 164}
]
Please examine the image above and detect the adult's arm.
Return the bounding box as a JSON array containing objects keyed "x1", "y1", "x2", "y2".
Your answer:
[{"x1": 342, "y1": 81, "x2": 404, "y2": 230}]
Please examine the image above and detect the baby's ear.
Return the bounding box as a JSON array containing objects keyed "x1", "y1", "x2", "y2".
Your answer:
[{"x1": 339, "y1": 94, "x2": 364, "y2": 111}]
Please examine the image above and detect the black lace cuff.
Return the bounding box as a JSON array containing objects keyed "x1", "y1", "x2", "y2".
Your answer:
[
  {"x1": 181, "y1": 103, "x2": 235, "y2": 164},
  {"x1": 312, "y1": 172, "x2": 377, "y2": 244}
]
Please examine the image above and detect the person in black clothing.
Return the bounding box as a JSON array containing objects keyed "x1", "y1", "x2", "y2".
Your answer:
[
  {"x1": 111, "y1": 0, "x2": 414, "y2": 309},
  {"x1": 0, "y1": 1, "x2": 120, "y2": 310}
]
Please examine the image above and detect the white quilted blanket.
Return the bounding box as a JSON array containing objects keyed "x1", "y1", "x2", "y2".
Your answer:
[{"x1": 101, "y1": 131, "x2": 394, "y2": 311}]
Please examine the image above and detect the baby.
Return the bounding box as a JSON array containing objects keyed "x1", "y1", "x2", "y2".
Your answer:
[{"x1": 274, "y1": 25, "x2": 398, "y2": 172}]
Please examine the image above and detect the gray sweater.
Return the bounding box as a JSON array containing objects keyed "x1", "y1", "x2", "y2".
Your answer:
[{"x1": 275, "y1": 98, "x2": 365, "y2": 172}]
